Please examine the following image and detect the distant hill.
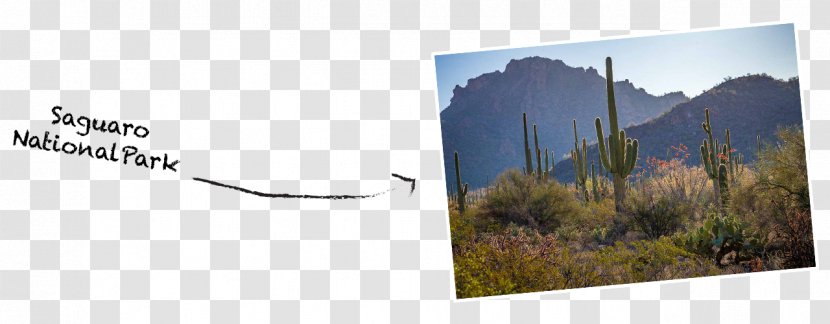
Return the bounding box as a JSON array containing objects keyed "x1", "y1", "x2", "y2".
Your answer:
[
  {"x1": 554, "y1": 74, "x2": 803, "y2": 183},
  {"x1": 440, "y1": 56, "x2": 688, "y2": 190}
]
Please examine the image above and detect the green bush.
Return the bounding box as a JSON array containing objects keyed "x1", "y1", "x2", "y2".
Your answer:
[
  {"x1": 727, "y1": 126, "x2": 814, "y2": 269},
  {"x1": 452, "y1": 226, "x2": 572, "y2": 298},
  {"x1": 624, "y1": 189, "x2": 686, "y2": 239},
  {"x1": 449, "y1": 207, "x2": 475, "y2": 250},
  {"x1": 592, "y1": 237, "x2": 720, "y2": 284},
  {"x1": 754, "y1": 126, "x2": 810, "y2": 211},
  {"x1": 483, "y1": 169, "x2": 586, "y2": 233},
  {"x1": 449, "y1": 205, "x2": 503, "y2": 250},
  {"x1": 730, "y1": 127, "x2": 809, "y2": 227}
]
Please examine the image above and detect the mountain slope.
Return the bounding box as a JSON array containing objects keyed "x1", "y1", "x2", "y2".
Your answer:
[
  {"x1": 554, "y1": 74, "x2": 803, "y2": 182},
  {"x1": 441, "y1": 56, "x2": 688, "y2": 190}
]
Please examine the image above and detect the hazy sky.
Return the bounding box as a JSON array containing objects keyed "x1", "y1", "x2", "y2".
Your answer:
[{"x1": 434, "y1": 24, "x2": 799, "y2": 110}]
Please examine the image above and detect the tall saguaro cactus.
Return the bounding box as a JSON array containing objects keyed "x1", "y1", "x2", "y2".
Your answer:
[
  {"x1": 522, "y1": 113, "x2": 533, "y2": 176},
  {"x1": 595, "y1": 57, "x2": 639, "y2": 212},
  {"x1": 700, "y1": 108, "x2": 726, "y2": 209},
  {"x1": 572, "y1": 120, "x2": 589, "y2": 200},
  {"x1": 454, "y1": 152, "x2": 468, "y2": 214},
  {"x1": 534, "y1": 124, "x2": 543, "y2": 180}
]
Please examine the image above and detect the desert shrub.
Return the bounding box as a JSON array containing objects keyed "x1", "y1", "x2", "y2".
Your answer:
[
  {"x1": 449, "y1": 207, "x2": 475, "y2": 250},
  {"x1": 775, "y1": 209, "x2": 815, "y2": 268},
  {"x1": 754, "y1": 126, "x2": 810, "y2": 211},
  {"x1": 483, "y1": 169, "x2": 586, "y2": 233},
  {"x1": 453, "y1": 226, "x2": 722, "y2": 298},
  {"x1": 591, "y1": 237, "x2": 719, "y2": 284},
  {"x1": 635, "y1": 146, "x2": 713, "y2": 220},
  {"x1": 554, "y1": 198, "x2": 617, "y2": 246},
  {"x1": 727, "y1": 126, "x2": 814, "y2": 268},
  {"x1": 553, "y1": 224, "x2": 582, "y2": 244},
  {"x1": 453, "y1": 226, "x2": 584, "y2": 298},
  {"x1": 624, "y1": 191, "x2": 686, "y2": 240},
  {"x1": 449, "y1": 205, "x2": 503, "y2": 250},
  {"x1": 581, "y1": 198, "x2": 617, "y2": 229},
  {"x1": 725, "y1": 172, "x2": 768, "y2": 225},
  {"x1": 590, "y1": 225, "x2": 610, "y2": 245}
]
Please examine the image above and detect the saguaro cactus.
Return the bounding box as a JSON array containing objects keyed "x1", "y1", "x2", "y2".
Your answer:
[
  {"x1": 595, "y1": 57, "x2": 639, "y2": 212},
  {"x1": 756, "y1": 134, "x2": 762, "y2": 158},
  {"x1": 454, "y1": 152, "x2": 468, "y2": 214},
  {"x1": 522, "y1": 113, "x2": 533, "y2": 176},
  {"x1": 572, "y1": 120, "x2": 589, "y2": 199},
  {"x1": 723, "y1": 128, "x2": 744, "y2": 184},
  {"x1": 534, "y1": 124, "x2": 543, "y2": 180},
  {"x1": 544, "y1": 147, "x2": 550, "y2": 181},
  {"x1": 700, "y1": 108, "x2": 726, "y2": 209}
]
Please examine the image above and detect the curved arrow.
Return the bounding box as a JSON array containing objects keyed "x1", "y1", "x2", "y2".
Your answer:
[
  {"x1": 193, "y1": 173, "x2": 416, "y2": 200},
  {"x1": 391, "y1": 173, "x2": 417, "y2": 196}
]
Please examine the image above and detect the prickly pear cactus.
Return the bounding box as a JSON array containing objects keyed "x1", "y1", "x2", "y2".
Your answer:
[{"x1": 674, "y1": 214, "x2": 766, "y2": 266}]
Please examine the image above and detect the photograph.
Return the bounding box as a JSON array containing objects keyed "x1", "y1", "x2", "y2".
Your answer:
[{"x1": 437, "y1": 24, "x2": 816, "y2": 299}]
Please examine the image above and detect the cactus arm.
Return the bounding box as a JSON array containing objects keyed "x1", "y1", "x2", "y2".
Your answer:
[
  {"x1": 595, "y1": 118, "x2": 612, "y2": 172},
  {"x1": 623, "y1": 139, "x2": 638, "y2": 176},
  {"x1": 534, "y1": 124, "x2": 542, "y2": 179},
  {"x1": 616, "y1": 130, "x2": 626, "y2": 172}
]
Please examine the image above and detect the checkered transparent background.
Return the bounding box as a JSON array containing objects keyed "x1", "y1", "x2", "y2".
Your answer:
[{"x1": 0, "y1": 0, "x2": 828, "y2": 323}]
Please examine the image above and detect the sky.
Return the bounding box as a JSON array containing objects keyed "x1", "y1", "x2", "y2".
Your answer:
[{"x1": 434, "y1": 24, "x2": 799, "y2": 110}]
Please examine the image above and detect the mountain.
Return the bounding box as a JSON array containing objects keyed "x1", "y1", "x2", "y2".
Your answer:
[
  {"x1": 441, "y1": 56, "x2": 689, "y2": 190},
  {"x1": 553, "y1": 74, "x2": 803, "y2": 183}
]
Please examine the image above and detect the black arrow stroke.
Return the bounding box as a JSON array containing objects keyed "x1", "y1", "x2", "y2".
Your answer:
[
  {"x1": 391, "y1": 173, "x2": 416, "y2": 196},
  {"x1": 193, "y1": 173, "x2": 416, "y2": 200}
]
